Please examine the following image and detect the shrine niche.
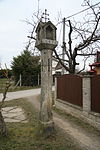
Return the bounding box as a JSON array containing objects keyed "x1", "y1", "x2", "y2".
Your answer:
[
  {"x1": 35, "y1": 21, "x2": 57, "y2": 49},
  {"x1": 46, "y1": 25, "x2": 53, "y2": 40}
]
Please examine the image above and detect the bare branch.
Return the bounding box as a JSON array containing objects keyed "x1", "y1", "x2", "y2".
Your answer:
[
  {"x1": 0, "y1": 65, "x2": 11, "y2": 136},
  {"x1": 68, "y1": 20, "x2": 73, "y2": 58},
  {"x1": 77, "y1": 56, "x2": 89, "y2": 74},
  {"x1": 75, "y1": 16, "x2": 100, "y2": 51},
  {"x1": 77, "y1": 53, "x2": 96, "y2": 56},
  {"x1": 53, "y1": 48, "x2": 70, "y2": 72}
]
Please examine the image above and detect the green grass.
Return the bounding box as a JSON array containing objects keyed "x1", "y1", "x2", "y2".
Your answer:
[
  {"x1": 0, "y1": 99, "x2": 83, "y2": 150},
  {"x1": 0, "y1": 78, "x2": 7, "y2": 85},
  {"x1": 0, "y1": 78, "x2": 40, "y2": 93}
]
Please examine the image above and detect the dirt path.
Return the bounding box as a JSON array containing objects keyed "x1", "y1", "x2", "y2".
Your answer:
[
  {"x1": 26, "y1": 95, "x2": 100, "y2": 150},
  {"x1": 54, "y1": 114, "x2": 100, "y2": 150}
]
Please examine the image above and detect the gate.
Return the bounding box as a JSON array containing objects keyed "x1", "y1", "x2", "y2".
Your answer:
[
  {"x1": 57, "y1": 74, "x2": 83, "y2": 107},
  {"x1": 91, "y1": 75, "x2": 100, "y2": 113}
]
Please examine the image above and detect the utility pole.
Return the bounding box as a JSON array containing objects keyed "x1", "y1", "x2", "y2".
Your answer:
[{"x1": 62, "y1": 18, "x2": 66, "y2": 75}]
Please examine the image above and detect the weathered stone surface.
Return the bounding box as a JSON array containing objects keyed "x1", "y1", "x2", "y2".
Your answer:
[
  {"x1": 2, "y1": 106, "x2": 28, "y2": 123},
  {"x1": 83, "y1": 77, "x2": 91, "y2": 112}
]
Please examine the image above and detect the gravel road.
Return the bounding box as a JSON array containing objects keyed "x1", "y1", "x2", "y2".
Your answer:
[{"x1": 0, "y1": 88, "x2": 41, "y2": 102}]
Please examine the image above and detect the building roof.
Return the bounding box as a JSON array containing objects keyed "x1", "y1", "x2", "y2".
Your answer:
[
  {"x1": 89, "y1": 62, "x2": 100, "y2": 67},
  {"x1": 89, "y1": 69, "x2": 97, "y2": 73},
  {"x1": 55, "y1": 61, "x2": 63, "y2": 70},
  {"x1": 36, "y1": 21, "x2": 57, "y2": 32}
]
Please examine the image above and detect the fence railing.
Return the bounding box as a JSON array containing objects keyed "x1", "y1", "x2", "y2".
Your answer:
[
  {"x1": 57, "y1": 74, "x2": 82, "y2": 107},
  {"x1": 56, "y1": 74, "x2": 100, "y2": 114}
]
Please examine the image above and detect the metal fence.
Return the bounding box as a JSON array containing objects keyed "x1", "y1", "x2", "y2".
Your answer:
[
  {"x1": 91, "y1": 75, "x2": 100, "y2": 113},
  {"x1": 57, "y1": 74, "x2": 83, "y2": 107}
]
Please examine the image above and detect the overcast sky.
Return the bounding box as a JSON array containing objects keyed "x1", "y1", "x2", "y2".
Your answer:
[{"x1": 0, "y1": 0, "x2": 99, "y2": 68}]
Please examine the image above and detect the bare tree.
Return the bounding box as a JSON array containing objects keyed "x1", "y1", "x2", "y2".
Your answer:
[
  {"x1": 0, "y1": 65, "x2": 11, "y2": 136},
  {"x1": 27, "y1": 0, "x2": 100, "y2": 74},
  {"x1": 53, "y1": 0, "x2": 100, "y2": 74},
  {"x1": 25, "y1": 0, "x2": 42, "y2": 55}
]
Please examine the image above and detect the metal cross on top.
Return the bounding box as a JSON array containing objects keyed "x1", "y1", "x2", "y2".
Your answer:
[{"x1": 42, "y1": 9, "x2": 49, "y2": 22}]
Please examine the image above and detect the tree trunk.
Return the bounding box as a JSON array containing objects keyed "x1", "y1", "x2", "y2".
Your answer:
[{"x1": 0, "y1": 110, "x2": 8, "y2": 136}]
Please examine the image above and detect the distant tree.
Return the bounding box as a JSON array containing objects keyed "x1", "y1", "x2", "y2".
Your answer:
[{"x1": 11, "y1": 50, "x2": 40, "y2": 86}]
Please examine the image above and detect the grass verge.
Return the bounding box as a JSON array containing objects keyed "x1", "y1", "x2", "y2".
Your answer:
[
  {"x1": 53, "y1": 107, "x2": 100, "y2": 137},
  {"x1": 0, "y1": 98, "x2": 83, "y2": 150}
]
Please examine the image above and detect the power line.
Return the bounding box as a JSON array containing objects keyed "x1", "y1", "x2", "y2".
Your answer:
[
  {"x1": 65, "y1": 2, "x2": 100, "y2": 20},
  {"x1": 56, "y1": 2, "x2": 100, "y2": 26}
]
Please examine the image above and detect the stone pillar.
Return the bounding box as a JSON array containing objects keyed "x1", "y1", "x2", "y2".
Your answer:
[
  {"x1": 40, "y1": 49, "x2": 53, "y2": 123},
  {"x1": 53, "y1": 77, "x2": 57, "y2": 106},
  {"x1": 83, "y1": 76, "x2": 91, "y2": 113},
  {"x1": 35, "y1": 21, "x2": 57, "y2": 130}
]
